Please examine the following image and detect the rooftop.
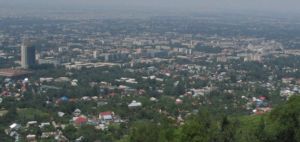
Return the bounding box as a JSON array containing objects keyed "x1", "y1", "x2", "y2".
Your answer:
[{"x1": 0, "y1": 69, "x2": 31, "y2": 77}]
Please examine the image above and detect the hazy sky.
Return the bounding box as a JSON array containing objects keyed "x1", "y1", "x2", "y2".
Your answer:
[{"x1": 0, "y1": 0, "x2": 299, "y2": 15}]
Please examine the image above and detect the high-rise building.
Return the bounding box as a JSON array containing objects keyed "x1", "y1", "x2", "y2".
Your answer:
[
  {"x1": 21, "y1": 41, "x2": 36, "y2": 69},
  {"x1": 93, "y1": 50, "x2": 98, "y2": 59}
]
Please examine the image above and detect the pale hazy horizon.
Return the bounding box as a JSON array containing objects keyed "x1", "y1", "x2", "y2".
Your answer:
[{"x1": 0, "y1": 0, "x2": 299, "y2": 18}]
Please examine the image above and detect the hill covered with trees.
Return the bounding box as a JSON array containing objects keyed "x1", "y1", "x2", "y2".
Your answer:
[{"x1": 119, "y1": 96, "x2": 300, "y2": 142}]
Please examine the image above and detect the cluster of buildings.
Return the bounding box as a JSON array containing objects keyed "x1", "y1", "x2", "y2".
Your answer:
[{"x1": 1, "y1": 17, "x2": 300, "y2": 141}]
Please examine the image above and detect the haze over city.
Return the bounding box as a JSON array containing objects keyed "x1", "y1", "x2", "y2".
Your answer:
[
  {"x1": 1, "y1": 0, "x2": 300, "y2": 142},
  {"x1": 1, "y1": 0, "x2": 300, "y2": 16}
]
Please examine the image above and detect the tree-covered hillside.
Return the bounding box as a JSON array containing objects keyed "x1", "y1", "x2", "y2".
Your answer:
[{"x1": 119, "y1": 96, "x2": 300, "y2": 142}]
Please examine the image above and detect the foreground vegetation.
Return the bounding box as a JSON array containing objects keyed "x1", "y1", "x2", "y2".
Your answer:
[
  {"x1": 119, "y1": 96, "x2": 300, "y2": 142},
  {"x1": 0, "y1": 95, "x2": 299, "y2": 142}
]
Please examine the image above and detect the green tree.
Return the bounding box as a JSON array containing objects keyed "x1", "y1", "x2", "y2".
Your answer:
[
  {"x1": 268, "y1": 96, "x2": 300, "y2": 142},
  {"x1": 218, "y1": 116, "x2": 236, "y2": 142},
  {"x1": 180, "y1": 111, "x2": 217, "y2": 142},
  {"x1": 64, "y1": 125, "x2": 77, "y2": 140},
  {"x1": 128, "y1": 121, "x2": 167, "y2": 142}
]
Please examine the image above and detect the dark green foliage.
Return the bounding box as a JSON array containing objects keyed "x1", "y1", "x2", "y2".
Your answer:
[
  {"x1": 267, "y1": 96, "x2": 300, "y2": 142},
  {"x1": 128, "y1": 121, "x2": 176, "y2": 142},
  {"x1": 179, "y1": 111, "x2": 217, "y2": 142},
  {"x1": 129, "y1": 122, "x2": 160, "y2": 142},
  {"x1": 123, "y1": 96, "x2": 300, "y2": 142}
]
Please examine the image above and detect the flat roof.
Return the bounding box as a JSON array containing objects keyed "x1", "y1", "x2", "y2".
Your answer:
[{"x1": 0, "y1": 69, "x2": 32, "y2": 77}]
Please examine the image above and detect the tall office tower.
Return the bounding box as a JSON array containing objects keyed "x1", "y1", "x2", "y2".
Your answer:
[
  {"x1": 93, "y1": 50, "x2": 98, "y2": 59},
  {"x1": 21, "y1": 41, "x2": 36, "y2": 69}
]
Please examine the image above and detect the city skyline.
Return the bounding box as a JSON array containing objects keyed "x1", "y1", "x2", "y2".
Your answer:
[{"x1": 0, "y1": 1, "x2": 300, "y2": 141}]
